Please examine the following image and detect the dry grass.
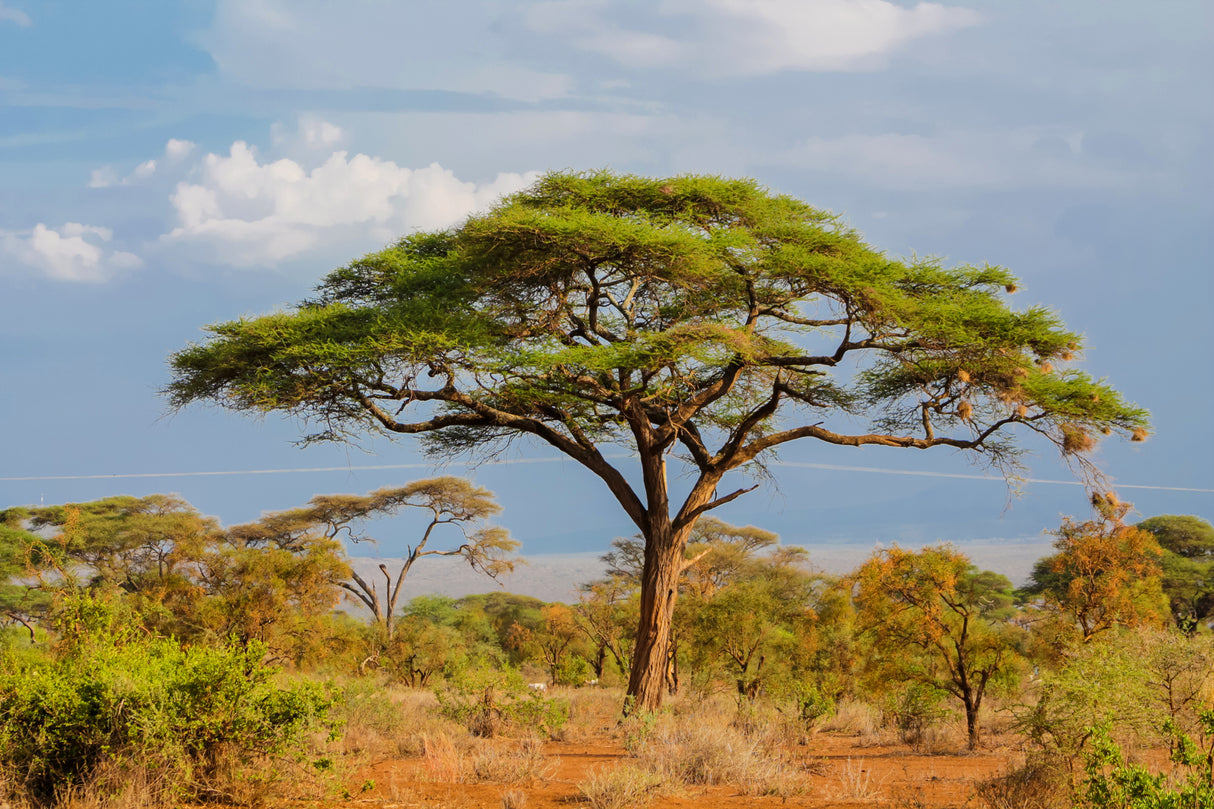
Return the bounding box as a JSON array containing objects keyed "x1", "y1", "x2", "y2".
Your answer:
[
  {"x1": 468, "y1": 736, "x2": 558, "y2": 786},
  {"x1": 821, "y1": 698, "x2": 881, "y2": 735},
  {"x1": 974, "y1": 759, "x2": 1070, "y2": 809},
  {"x1": 833, "y1": 757, "x2": 887, "y2": 800},
  {"x1": 633, "y1": 711, "x2": 805, "y2": 797},
  {"x1": 499, "y1": 788, "x2": 527, "y2": 809},
  {"x1": 562, "y1": 686, "x2": 624, "y2": 743},
  {"x1": 420, "y1": 733, "x2": 557, "y2": 786},
  {"x1": 577, "y1": 764, "x2": 665, "y2": 809},
  {"x1": 336, "y1": 682, "x2": 465, "y2": 759}
]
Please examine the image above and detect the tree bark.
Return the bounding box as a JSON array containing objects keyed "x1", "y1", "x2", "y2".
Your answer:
[
  {"x1": 626, "y1": 521, "x2": 685, "y2": 713},
  {"x1": 963, "y1": 691, "x2": 981, "y2": 750}
]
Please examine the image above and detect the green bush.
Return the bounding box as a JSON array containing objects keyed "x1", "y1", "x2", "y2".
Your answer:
[
  {"x1": 1078, "y1": 717, "x2": 1214, "y2": 808},
  {"x1": 0, "y1": 626, "x2": 333, "y2": 805},
  {"x1": 883, "y1": 682, "x2": 949, "y2": 746},
  {"x1": 768, "y1": 680, "x2": 836, "y2": 734},
  {"x1": 434, "y1": 664, "x2": 569, "y2": 738}
]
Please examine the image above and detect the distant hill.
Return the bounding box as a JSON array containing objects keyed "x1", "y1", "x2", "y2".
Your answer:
[{"x1": 347, "y1": 535, "x2": 1053, "y2": 604}]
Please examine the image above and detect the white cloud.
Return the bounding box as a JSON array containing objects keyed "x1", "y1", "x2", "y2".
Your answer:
[
  {"x1": 2, "y1": 223, "x2": 142, "y2": 282},
  {"x1": 526, "y1": 0, "x2": 981, "y2": 75},
  {"x1": 88, "y1": 166, "x2": 120, "y2": 189},
  {"x1": 165, "y1": 139, "x2": 196, "y2": 160},
  {"x1": 131, "y1": 159, "x2": 157, "y2": 180},
  {"x1": 782, "y1": 128, "x2": 1124, "y2": 190},
  {"x1": 88, "y1": 158, "x2": 159, "y2": 188},
  {"x1": 271, "y1": 115, "x2": 345, "y2": 152},
  {"x1": 160, "y1": 126, "x2": 541, "y2": 267},
  {"x1": 0, "y1": 2, "x2": 30, "y2": 26}
]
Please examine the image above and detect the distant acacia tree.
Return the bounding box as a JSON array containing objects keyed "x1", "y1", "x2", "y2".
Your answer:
[
  {"x1": 245, "y1": 478, "x2": 517, "y2": 635},
  {"x1": 1135, "y1": 515, "x2": 1214, "y2": 634},
  {"x1": 166, "y1": 171, "x2": 1148, "y2": 711},
  {"x1": 1024, "y1": 494, "x2": 1168, "y2": 641},
  {"x1": 0, "y1": 521, "x2": 52, "y2": 640}
]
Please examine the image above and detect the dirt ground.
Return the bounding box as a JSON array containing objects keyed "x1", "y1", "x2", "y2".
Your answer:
[{"x1": 280, "y1": 731, "x2": 1022, "y2": 809}]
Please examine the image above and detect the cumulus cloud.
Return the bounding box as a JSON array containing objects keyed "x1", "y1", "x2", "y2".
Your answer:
[
  {"x1": 526, "y1": 0, "x2": 981, "y2": 75},
  {"x1": 271, "y1": 115, "x2": 345, "y2": 152},
  {"x1": 160, "y1": 125, "x2": 540, "y2": 267},
  {"x1": 88, "y1": 140, "x2": 199, "y2": 187},
  {"x1": 2, "y1": 223, "x2": 141, "y2": 282},
  {"x1": 165, "y1": 139, "x2": 196, "y2": 160},
  {"x1": 0, "y1": 2, "x2": 30, "y2": 27}
]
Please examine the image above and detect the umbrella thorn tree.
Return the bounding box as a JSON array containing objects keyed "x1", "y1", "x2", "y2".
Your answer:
[{"x1": 165, "y1": 170, "x2": 1148, "y2": 712}]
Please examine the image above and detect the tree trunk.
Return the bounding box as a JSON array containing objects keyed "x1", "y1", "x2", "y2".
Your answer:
[
  {"x1": 964, "y1": 692, "x2": 981, "y2": 750},
  {"x1": 626, "y1": 522, "x2": 685, "y2": 713}
]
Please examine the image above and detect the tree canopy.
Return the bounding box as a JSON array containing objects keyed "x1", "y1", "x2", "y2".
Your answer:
[
  {"x1": 1135, "y1": 514, "x2": 1214, "y2": 633},
  {"x1": 166, "y1": 170, "x2": 1148, "y2": 710},
  {"x1": 1024, "y1": 495, "x2": 1168, "y2": 642},
  {"x1": 853, "y1": 545, "x2": 1024, "y2": 749}
]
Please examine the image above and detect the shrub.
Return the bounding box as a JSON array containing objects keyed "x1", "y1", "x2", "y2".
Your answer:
[
  {"x1": 975, "y1": 759, "x2": 1070, "y2": 809},
  {"x1": 1077, "y1": 719, "x2": 1214, "y2": 808},
  {"x1": 578, "y1": 764, "x2": 664, "y2": 809},
  {"x1": 434, "y1": 664, "x2": 569, "y2": 738},
  {"x1": 0, "y1": 631, "x2": 333, "y2": 805},
  {"x1": 883, "y1": 683, "x2": 949, "y2": 748},
  {"x1": 767, "y1": 680, "x2": 836, "y2": 738},
  {"x1": 1016, "y1": 629, "x2": 1161, "y2": 770}
]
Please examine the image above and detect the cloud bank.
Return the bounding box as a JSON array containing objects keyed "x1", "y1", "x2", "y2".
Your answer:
[
  {"x1": 162, "y1": 139, "x2": 539, "y2": 267},
  {"x1": 3, "y1": 121, "x2": 540, "y2": 279}
]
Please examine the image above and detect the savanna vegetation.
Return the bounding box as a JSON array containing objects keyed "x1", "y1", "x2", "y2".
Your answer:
[
  {"x1": 2, "y1": 171, "x2": 1199, "y2": 807},
  {"x1": 0, "y1": 487, "x2": 1211, "y2": 808},
  {"x1": 165, "y1": 170, "x2": 1148, "y2": 713}
]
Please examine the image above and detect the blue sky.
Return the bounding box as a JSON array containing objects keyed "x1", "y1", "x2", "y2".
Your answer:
[{"x1": 1, "y1": 1, "x2": 1211, "y2": 561}]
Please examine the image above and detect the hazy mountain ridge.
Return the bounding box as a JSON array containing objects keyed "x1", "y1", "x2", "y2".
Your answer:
[{"x1": 347, "y1": 536, "x2": 1055, "y2": 604}]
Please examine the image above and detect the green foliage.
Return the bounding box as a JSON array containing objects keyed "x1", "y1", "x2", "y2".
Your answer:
[
  {"x1": 1017, "y1": 626, "x2": 1213, "y2": 772},
  {"x1": 1078, "y1": 719, "x2": 1214, "y2": 808},
  {"x1": 853, "y1": 544, "x2": 1026, "y2": 748},
  {"x1": 767, "y1": 679, "x2": 836, "y2": 733},
  {"x1": 0, "y1": 594, "x2": 334, "y2": 805},
  {"x1": 1024, "y1": 497, "x2": 1168, "y2": 641},
  {"x1": 1136, "y1": 515, "x2": 1214, "y2": 633},
  {"x1": 883, "y1": 682, "x2": 950, "y2": 747},
  {"x1": 433, "y1": 663, "x2": 569, "y2": 739}
]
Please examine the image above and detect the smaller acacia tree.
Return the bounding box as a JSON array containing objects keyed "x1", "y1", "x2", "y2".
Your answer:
[
  {"x1": 574, "y1": 575, "x2": 638, "y2": 682},
  {"x1": 853, "y1": 545, "x2": 1025, "y2": 750},
  {"x1": 1135, "y1": 515, "x2": 1214, "y2": 634},
  {"x1": 685, "y1": 546, "x2": 818, "y2": 703},
  {"x1": 334, "y1": 479, "x2": 516, "y2": 635},
  {"x1": 0, "y1": 523, "x2": 52, "y2": 641},
  {"x1": 234, "y1": 478, "x2": 517, "y2": 636},
  {"x1": 1024, "y1": 494, "x2": 1168, "y2": 641}
]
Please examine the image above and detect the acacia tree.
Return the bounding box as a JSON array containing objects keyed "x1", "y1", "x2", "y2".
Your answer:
[
  {"x1": 1135, "y1": 515, "x2": 1214, "y2": 633},
  {"x1": 252, "y1": 478, "x2": 517, "y2": 635},
  {"x1": 853, "y1": 545, "x2": 1025, "y2": 749},
  {"x1": 166, "y1": 171, "x2": 1148, "y2": 711},
  {"x1": 1024, "y1": 495, "x2": 1168, "y2": 641}
]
